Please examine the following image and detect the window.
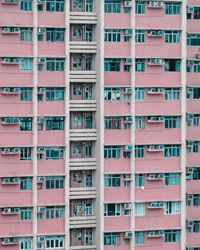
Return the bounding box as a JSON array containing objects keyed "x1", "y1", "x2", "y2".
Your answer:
[
  {"x1": 193, "y1": 194, "x2": 200, "y2": 206},
  {"x1": 20, "y1": 58, "x2": 33, "y2": 71},
  {"x1": 194, "y1": 61, "x2": 200, "y2": 73},
  {"x1": 104, "y1": 29, "x2": 121, "y2": 42},
  {"x1": 135, "y1": 1, "x2": 145, "y2": 14},
  {"x1": 20, "y1": 0, "x2": 32, "y2": 11},
  {"x1": 46, "y1": 117, "x2": 64, "y2": 130},
  {"x1": 193, "y1": 115, "x2": 200, "y2": 127},
  {"x1": 165, "y1": 88, "x2": 180, "y2": 100},
  {"x1": 135, "y1": 59, "x2": 145, "y2": 72},
  {"x1": 193, "y1": 221, "x2": 200, "y2": 233},
  {"x1": 164, "y1": 230, "x2": 180, "y2": 242},
  {"x1": 46, "y1": 0, "x2": 64, "y2": 12},
  {"x1": 165, "y1": 116, "x2": 180, "y2": 129},
  {"x1": 20, "y1": 177, "x2": 32, "y2": 190},
  {"x1": 72, "y1": 144, "x2": 82, "y2": 155},
  {"x1": 164, "y1": 201, "x2": 180, "y2": 214},
  {"x1": 135, "y1": 231, "x2": 144, "y2": 244},
  {"x1": 20, "y1": 147, "x2": 32, "y2": 160},
  {"x1": 104, "y1": 174, "x2": 120, "y2": 187},
  {"x1": 164, "y1": 144, "x2": 180, "y2": 157},
  {"x1": 85, "y1": 0, "x2": 94, "y2": 12},
  {"x1": 46, "y1": 87, "x2": 64, "y2": 101},
  {"x1": 20, "y1": 207, "x2": 32, "y2": 221},
  {"x1": 165, "y1": 59, "x2": 180, "y2": 72},
  {"x1": 104, "y1": 146, "x2": 120, "y2": 158},
  {"x1": 46, "y1": 147, "x2": 64, "y2": 160},
  {"x1": 187, "y1": 34, "x2": 200, "y2": 46},
  {"x1": 104, "y1": 0, "x2": 121, "y2": 13},
  {"x1": 104, "y1": 88, "x2": 120, "y2": 101},
  {"x1": 46, "y1": 58, "x2": 64, "y2": 72},
  {"x1": 193, "y1": 168, "x2": 200, "y2": 180},
  {"x1": 20, "y1": 88, "x2": 32, "y2": 101},
  {"x1": 20, "y1": 237, "x2": 32, "y2": 250},
  {"x1": 135, "y1": 88, "x2": 145, "y2": 100},
  {"x1": 46, "y1": 206, "x2": 64, "y2": 219},
  {"x1": 193, "y1": 88, "x2": 200, "y2": 99},
  {"x1": 135, "y1": 174, "x2": 145, "y2": 187},
  {"x1": 104, "y1": 59, "x2": 120, "y2": 72},
  {"x1": 135, "y1": 145, "x2": 144, "y2": 158},
  {"x1": 194, "y1": 7, "x2": 200, "y2": 19},
  {"x1": 104, "y1": 203, "x2": 121, "y2": 216},
  {"x1": 104, "y1": 233, "x2": 120, "y2": 246},
  {"x1": 165, "y1": 2, "x2": 181, "y2": 15},
  {"x1": 135, "y1": 30, "x2": 145, "y2": 43},
  {"x1": 104, "y1": 117, "x2": 121, "y2": 129},
  {"x1": 20, "y1": 28, "x2": 32, "y2": 41},
  {"x1": 135, "y1": 203, "x2": 145, "y2": 216},
  {"x1": 46, "y1": 176, "x2": 64, "y2": 189},
  {"x1": 46, "y1": 28, "x2": 64, "y2": 42},
  {"x1": 164, "y1": 173, "x2": 180, "y2": 186},
  {"x1": 20, "y1": 117, "x2": 32, "y2": 131},
  {"x1": 135, "y1": 116, "x2": 145, "y2": 130},
  {"x1": 165, "y1": 31, "x2": 180, "y2": 44},
  {"x1": 193, "y1": 141, "x2": 200, "y2": 153},
  {"x1": 46, "y1": 236, "x2": 64, "y2": 249}
]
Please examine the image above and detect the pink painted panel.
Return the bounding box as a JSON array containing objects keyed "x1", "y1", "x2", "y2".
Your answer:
[
  {"x1": 0, "y1": 103, "x2": 33, "y2": 116},
  {"x1": 135, "y1": 186, "x2": 181, "y2": 201},
  {"x1": 37, "y1": 219, "x2": 65, "y2": 234},
  {"x1": 187, "y1": 206, "x2": 200, "y2": 220},
  {"x1": 104, "y1": 157, "x2": 131, "y2": 173},
  {"x1": 135, "y1": 242, "x2": 180, "y2": 250},
  {"x1": 104, "y1": 130, "x2": 131, "y2": 144},
  {"x1": 104, "y1": 14, "x2": 130, "y2": 28},
  {"x1": 136, "y1": 72, "x2": 181, "y2": 86},
  {"x1": 38, "y1": 42, "x2": 65, "y2": 56},
  {"x1": 104, "y1": 216, "x2": 130, "y2": 231},
  {"x1": 38, "y1": 101, "x2": 65, "y2": 116},
  {"x1": 187, "y1": 100, "x2": 200, "y2": 113},
  {"x1": 38, "y1": 130, "x2": 65, "y2": 145},
  {"x1": 187, "y1": 74, "x2": 200, "y2": 86},
  {"x1": 135, "y1": 214, "x2": 180, "y2": 229},
  {"x1": 38, "y1": 72, "x2": 65, "y2": 86},
  {"x1": 135, "y1": 156, "x2": 181, "y2": 172},
  {"x1": 187, "y1": 47, "x2": 199, "y2": 60},
  {"x1": 38, "y1": 189, "x2": 65, "y2": 205},
  {"x1": 104, "y1": 187, "x2": 130, "y2": 203},
  {"x1": 37, "y1": 160, "x2": 65, "y2": 175},
  {"x1": 0, "y1": 133, "x2": 32, "y2": 146},
  {"x1": 187, "y1": 20, "x2": 200, "y2": 33},
  {"x1": 38, "y1": 12, "x2": 65, "y2": 26},
  {"x1": 187, "y1": 127, "x2": 200, "y2": 141},
  {"x1": 187, "y1": 179, "x2": 200, "y2": 193},
  {"x1": 104, "y1": 43, "x2": 131, "y2": 58},
  {"x1": 187, "y1": 153, "x2": 200, "y2": 166},
  {"x1": 0, "y1": 42, "x2": 33, "y2": 57},
  {"x1": 0, "y1": 11, "x2": 33, "y2": 26},
  {"x1": 104, "y1": 72, "x2": 131, "y2": 86},
  {"x1": 104, "y1": 101, "x2": 131, "y2": 115},
  {"x1": 0, "y1": 220, "x2": 32, "y2": 235},
  {"x1": 0, "y1": 161, "x2": 33, "y2": 176},
  {"x1": 187, "y1": 233, "x2": 200, "y2": 246}
]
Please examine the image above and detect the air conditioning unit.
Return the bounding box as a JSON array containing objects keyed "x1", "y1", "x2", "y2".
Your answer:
[
  {"x1": 124, "y1": 232, "x2": 133, "y2": 238},
  {"x1": 2, "y1": 178, "x2": 10, "y2": 184},
  {"x1": 187, "y1": 114, "x2": 194, "y2": 119},
  {"x1": 148, "y1": 116, "x2": 157, "y2": 122},
  {"x1": 13, "y1": 208, "x2": 20, "y2": 213},
  {"x1": 157, "y1": 30, "x2": 164, "y2": 36},
  {"x1": 38, "y1": 58, "x2": 46, "y2": 64},
  {"x1": 148, "y1": 30, "x2": 157, "y2": 36},
  {"x1": 148, "y1": 231, "x2": 155, "y2": 237},
  {"x1": 2, "y1": 58, "x2": 10, "y2": 63},
  {"x1": 14, "y1": 28, "x2": 19, "y2": 33},
  {"x1": 124, "y1": 145, "x2": 133, "y2": 151},
  {"x1": 37, "y1": 236, "x2": 45, "y2": 242},
  {"x1": 38, "y1": 0, "x2": 45, "y2": 3},
  {"x1": 2, "y1": 208, "x2": 11, "y2": 214},
  {"x1": 3, "y1": 0, "x2": 19, "y2": 3},
  {"x1": 38, "y1": 87, "x2": 45, "y2": 93},
  {"x1": 188, "y1": 6, "x2": 194, "y2": 12},
  {"x1": 11, "y1": 178, "x2": 19, "y2": 184},
  {"x1": 2, "y1": 87, "x2": 10, "y2": 93},
  {"x1": 125, "y1": 116, "x2": 132, "y2": 123},
  {"x1": 158, "y1": 231, "x2": 164, "y2": 236},
  {"x1": 148, "y1": 145, "x2": 155, "y2": 151},
  {"x1": 38, "y1": 147, "x2": 45, "y2": 153},
  {"x1": 13, "y1": 147, "x2": 19, "y2": 153},
  {"x1": 38, "y1": 27, "x2": 45, "y2": 33},
  {"x1": 13, "y1": 58, "x2": 19, "y2": 64},
  {"x1": 148, "y1": 174, "x2": 155, "y2": 179},
  {"x1": 37, "y1": 207, "x2": 46, "y2": 213},
  {"x1": 157, "y1": 88, "x2": 163, "y2": 93},
  {"x1": 124, "y1": 174, "x2": 131, "y2": 180},
  {"x1": 187, "y1": 194, "x2": 193, "y2": 199},
  {"x1": 2, "y1": 238, "x2": 10, "y2": 245},
  {"x1": 158, "y1": 116, "x2": 164, "y2": 122},
  {"x1": 124, "y1": 88, "x2": 132, "y2": 94},
  {"x1": 158, "y1": 173, "x2": 164, "y2": 179},
  {"x1": 187, "y1": 87, "x2": 193, "y2": 93},
  {"x1": 125, "y1": 58, "x2": 132, "y2": 65},
  {"x1": 13, "y1": 238, "x2": 19, "y2": 243},
  {"x1": 124, "y1": 29, "x2": 133, "y2": 36},
  {"x1": 187, "y1": 141, "x2": 193, "y2": 147},
  {"x1": 196, "y1": 53, "x2": 200, "y2": 59},
  {"x1": 187, "y1": 61, "x2": 194, "y2": 67},
  {"x1": 187, "y1": 221, "x2": 194, "y2": 227},
  {"x1": 148, "y1": 1, "x2": 164, "y2": 7},
  {"x1": 124, "y1": 203, "x2": 132, "y2": 209},
  {"x1": 38, "y1": 117, "x2": 45, "y2": 123},
  {"x1": 2, "y1": 148, "x2": 10, "y2": 154},
  {"x1": 2, "y1": 27, "x2": 10, "y2": 33},
  {"x1": 37, "y1": 177, "x2": 45, "y2": 183},
  {"x1": 187, "y1": 168, "x2": 193, "y2": 173},
  {"x1": 13, "y1": 87, "x2": 19, "y2": 93},
  {"x1": 155, "y1": 58, "x2": 163, "y2": 64},
  {"x1": 124, "y1": 0, "x2": 131, "y2": 7}
]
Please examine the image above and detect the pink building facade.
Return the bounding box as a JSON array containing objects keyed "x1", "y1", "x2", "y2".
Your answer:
[{"x1": 0, "y1": 0, "x2": 199, "y2": 250}]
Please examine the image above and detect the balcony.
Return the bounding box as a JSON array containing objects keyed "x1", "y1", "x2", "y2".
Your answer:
[
  {"x1": 70, "y1": 216, "x2": 97, "y2": 228},
  {"x1": 69, "y1": 158, "x2": 97, "y2": 170},
  {"x1": 70, "y1": 129, "x2": 97, "y2": 141},
  {"x1": 70, "y1": 187, "x2": 96, "y2": 199},
  {"x1": 70, "y1": 12, "x2": 97, "y2": 24},
  {"x1": 70, "y1": 100, "x2": 97, "y2": 112}
]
